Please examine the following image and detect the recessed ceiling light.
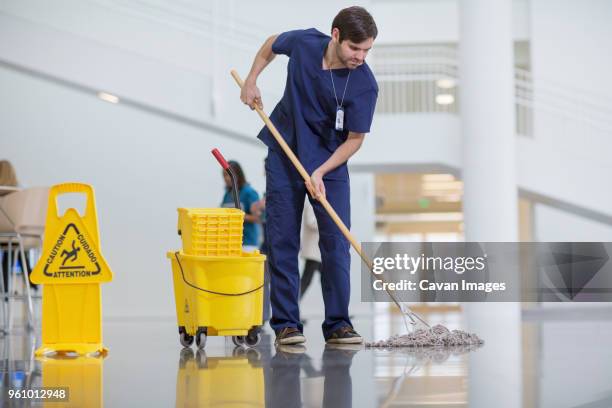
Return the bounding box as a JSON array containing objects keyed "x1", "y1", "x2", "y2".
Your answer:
[
  {"x1": 97, "y1": 92, "x2": 119, "y2": 104},
  {"x1": 435, "y1": 94, "x2": 455, "y2": 105},
  {"x1": 436, "y1": 78, "x2": 456, "y2": 89}
]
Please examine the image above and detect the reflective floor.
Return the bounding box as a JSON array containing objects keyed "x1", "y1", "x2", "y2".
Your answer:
[{"x1": 2, "y1": 306, "x2": 612, "y2": 407}]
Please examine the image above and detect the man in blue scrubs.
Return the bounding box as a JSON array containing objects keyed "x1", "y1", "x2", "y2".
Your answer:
[{"x1": 240, "y1": 6, "x2": 378, "y2": 346}]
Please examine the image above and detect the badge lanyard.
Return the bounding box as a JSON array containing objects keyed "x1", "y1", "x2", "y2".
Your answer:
[{"x1": 330, "y1": 69, "x2": 351, "y2": 131}]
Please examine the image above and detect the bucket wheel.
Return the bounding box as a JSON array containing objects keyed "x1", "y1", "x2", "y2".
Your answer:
[
  {"x1": 179, "y1": 326, "x2": 194, "y2": 348},
  {"x1": 195, "y1": 327, "x2": 207, "y2": 350},
  {"x1": 244, "y1": 328, "x2": 261, "y2": 347},
  {"x1": 232, "y1": 336, "x2": 245, "y2": 347}
]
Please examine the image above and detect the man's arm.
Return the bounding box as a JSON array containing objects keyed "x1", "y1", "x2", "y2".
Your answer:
[
  {"x1": 307, "y1": 132, "x2": 365, "y2": 199},
  {"x1": 241, "y1": 35, "x2": 279, "y2": 110}
]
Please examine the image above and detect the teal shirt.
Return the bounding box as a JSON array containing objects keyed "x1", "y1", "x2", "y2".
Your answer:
[{"x1": 221, "y1": 184, "x2": 260, "y2": 246}]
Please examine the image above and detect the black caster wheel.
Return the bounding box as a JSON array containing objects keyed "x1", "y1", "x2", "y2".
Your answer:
[
  {"x1": 195, "y1": 327, "x2": 207, "y2": 350},
  {"x1": 179, "y1": 327, "x2": 194, "y2": 348},
  {"x1": 244, "y1": 330, "x2": 261, "y2": 347},
  {"x1": 232, "y1": 336, "x2": 245, "y2": 347}
]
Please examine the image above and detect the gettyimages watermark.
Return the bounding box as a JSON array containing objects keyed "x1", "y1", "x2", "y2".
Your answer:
[{"x1": 361, "y1": 242, "x2": 612, "y2": 302}]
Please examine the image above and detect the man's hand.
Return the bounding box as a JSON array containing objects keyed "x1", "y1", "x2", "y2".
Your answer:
[
  {"x1": 306, "y1": 169, "x2": 326, "y2": 200},
  {"x1": 241, "y1": 35, "x2": 277, "y2": 111},
  {"x1": 241, "y1": 77, "x2": 263, "y2": 110}
]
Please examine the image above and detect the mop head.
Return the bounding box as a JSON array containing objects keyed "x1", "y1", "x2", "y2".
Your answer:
[{"x1": 365, "y1": 324, "x2": 484, "y2": 348}]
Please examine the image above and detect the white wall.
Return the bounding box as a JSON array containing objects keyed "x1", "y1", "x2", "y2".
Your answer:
[
  {"x1": 352, "y1": 114, "x2": 462, "y2": 170},
  {"x1": 525, "y1": 0, "x2": 612, "y2": 228},
  {"x1": 530, "y1": 0, "x2": 612, "y2": 96},
  {"x1": 517, "y1": 133, "x2": 612, "y2": 219},
  {"x1": 371, "y1": 0, "x2": 530, "y2": 44},
  {"x1": 535, "y1": 205, "x2": 612, "y2": 241},
  {"x1": 0, "y1": 0, "x2": 288, "y2": 137}
]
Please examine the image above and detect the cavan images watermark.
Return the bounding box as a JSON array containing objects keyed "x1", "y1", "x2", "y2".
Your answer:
[{"x1": 361, "y1": 242, "x2": 612, "y2": 302}]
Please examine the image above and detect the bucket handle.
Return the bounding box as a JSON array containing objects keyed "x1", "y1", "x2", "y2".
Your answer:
[
  {"x1": 174, "y1": 252, "x2": 263, "y2": 296},
  {"x1": 211, "y1": 148, "x2": 241, "y2": 210}
]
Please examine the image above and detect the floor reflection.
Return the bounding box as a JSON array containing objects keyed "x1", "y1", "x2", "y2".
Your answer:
[
  {"x1": 174, "y1": 343, "x2": 361, "y2": 408},
  {"x1": 372, "y1": 344, "x2": 481, "y2": 407},
  {"x1": 38, "y1": 354, "x2": 105, "y2": 408},
  {"x1": 2, "y1": 310, "x2": 610, "y2": 407},
  {"x1": 176, "y1": 347, "x2": 264, "y2": 407},
  {"x1": 1, "y1": 331, "x2": 40, "y2": 408},
  {"x1": 269, "y1": 344, "x2": 360, "y2": 408},
  {"x1": 172, "y1": 339, "x2": 483, "y2": 408},
  {"x1": 0, "y1": 331, "x2": 106, "y2": 408}
]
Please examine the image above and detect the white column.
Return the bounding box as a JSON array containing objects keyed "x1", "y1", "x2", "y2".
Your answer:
[
  {"x1": 460, "y1": 1, "x2": 522, "y2": 408},
  {"x1": 460, "y1": 0, "x2": 518, "y2": 242}
]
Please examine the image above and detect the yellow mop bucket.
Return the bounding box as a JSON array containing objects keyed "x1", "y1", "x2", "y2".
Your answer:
[
  {"x1": 167, "y1": 250, "x2": 265, "y2": 349},
  {"x1": 30, "y1": 183, "x2": 113, "y2": 356}
]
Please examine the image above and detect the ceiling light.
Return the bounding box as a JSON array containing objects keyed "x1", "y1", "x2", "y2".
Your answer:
[
  {"x1": 435, "y1": 94, "x2": 455, "y2": 105},
  {"x1": 97, "y1": 92, "x2": 119, "y2": 104},
  {"x1": 436, "y1": 78, "x2": 456, "y2": 89}
]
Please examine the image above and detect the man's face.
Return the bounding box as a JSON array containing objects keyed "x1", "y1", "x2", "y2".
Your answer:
[{"x1": 333, "y1": 30, "x2": 374, "y2": 69}]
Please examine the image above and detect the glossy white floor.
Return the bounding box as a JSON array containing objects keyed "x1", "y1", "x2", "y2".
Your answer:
[{"x1": 1, "y1": 303, "x2": 612, "y2": 407}]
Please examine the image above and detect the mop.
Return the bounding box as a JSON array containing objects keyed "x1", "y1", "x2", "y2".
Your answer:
[{"x1": 231, "y1": 70, "x2": 482, "y2": 347}]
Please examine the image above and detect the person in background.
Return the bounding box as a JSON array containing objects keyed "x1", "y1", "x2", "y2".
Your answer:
[
  {"x1": 299, "y1": 199, "x2": 321, "y2": 300},
  {"x1": 0, "y1": 160, "x2": 18, "y2": 195},
  {"x1": 0, "y1": 160, "x2": 34, "y2": 293},
  {"x1": 220, "y1": 160, "x2": 260, "y2": 251}
]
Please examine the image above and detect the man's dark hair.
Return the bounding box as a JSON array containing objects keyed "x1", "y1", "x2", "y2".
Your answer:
[{"x1": 332, "y1": 6, "x2": 378, "y2": 43}]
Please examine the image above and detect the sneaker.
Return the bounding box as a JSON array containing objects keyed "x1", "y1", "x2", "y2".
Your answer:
[
  {"x1": 275, "y1": 327, "x2": 306, "y2": 345},
  {"x1": 326, "y1": 327, "x2": 363, "y2": 344}
]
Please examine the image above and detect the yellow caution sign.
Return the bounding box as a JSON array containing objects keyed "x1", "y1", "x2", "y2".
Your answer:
[{"x1": 31, "y1": 183, "x2": 113, "y2": 356}]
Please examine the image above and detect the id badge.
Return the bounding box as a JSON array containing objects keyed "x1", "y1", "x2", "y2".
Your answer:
[{"x1": 335, "y1": 107, "x2": 344, "y2": 131}]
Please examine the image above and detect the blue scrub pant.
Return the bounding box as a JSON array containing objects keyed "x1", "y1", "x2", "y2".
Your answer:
[{"x1": 265, "y1": 148, "x2": 353, "y2": 339}]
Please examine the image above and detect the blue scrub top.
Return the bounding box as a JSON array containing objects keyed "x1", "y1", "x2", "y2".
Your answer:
[
  {"x1": 221, "y1": 184, "x2": 260, "y2": 246},
  {"x1": 257, "y1": 28, "x2": 378, "y2": 181}
]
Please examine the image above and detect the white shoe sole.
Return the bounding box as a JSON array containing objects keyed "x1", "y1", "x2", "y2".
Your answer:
[
  {"x1": 276, "y1": 344, "x2": 307, "y2": 354},
  {"x1": 326, "y1": 337, "x2": 363, "y2": 344},
  {"x1": 276, "y1": 335, "x2": 306, "y2": 345}
]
